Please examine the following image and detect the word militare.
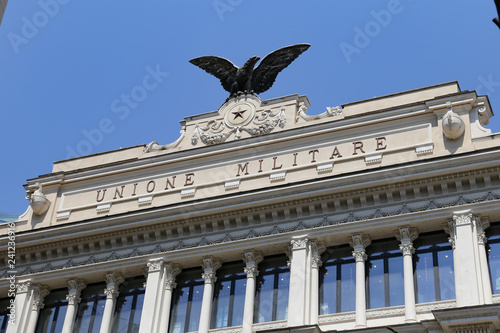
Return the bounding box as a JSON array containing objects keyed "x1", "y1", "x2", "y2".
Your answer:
[{"x1": 95, "y1": 137, "x2": 387, "y2": 202}]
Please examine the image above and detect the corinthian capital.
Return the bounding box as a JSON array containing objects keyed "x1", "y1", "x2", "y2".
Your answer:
[
  {"x1": 164, "y1": 262, "x2": 182, "y2": 291},
  {"x1": 349, "y1": 233, "x2": 371, "y2": 252},
  {"x1": 147, "y1": 258, "x2": 164, "y2": 272},
  {"x1": 66, "y1": 278, "x2": 86, "y2": 305},
  {"x1": 290, "y1": 235, "x2": 309, "y2": 250},
  {"x1": 32, "y1": 284, "x2": 51, "y2": 311},
  {"x1": 104, "y1": 273, "x2": 124, "y2": 299},
  {"x1": 201, "y1": 256, "x2": 222, "y2": 284}
]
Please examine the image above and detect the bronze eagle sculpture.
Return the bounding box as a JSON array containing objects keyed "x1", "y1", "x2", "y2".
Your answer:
[
  {"x1": 494, "y1": 0, "x2": 500, "y2": 29},
  {"x1": 189, "y1": 44, "x2": 310, "y2": 98}
]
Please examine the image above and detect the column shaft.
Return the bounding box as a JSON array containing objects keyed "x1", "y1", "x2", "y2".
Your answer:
[
  {"x1": 158, "y1": 263, "x2": 181, "y2": 333},
  {"x1": 62, "y1": 279, "x2": 86, "y2": 333},
  {"x1": 350, "y1": 234, "x2": 371, "y2": 328},
  {"x1": 99, "y1": 273, "x2": 124, "y2": 333},
  {"x1": 198, "y1": 256, "x2": 221, "y2": 333},
  {"x1": 242, "y1": 250, "x2": 263, "y2": 333}
]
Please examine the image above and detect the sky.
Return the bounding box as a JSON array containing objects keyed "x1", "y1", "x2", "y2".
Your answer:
[{"x1": 0, "y1": 1, "x2": 500, "y2": 216}]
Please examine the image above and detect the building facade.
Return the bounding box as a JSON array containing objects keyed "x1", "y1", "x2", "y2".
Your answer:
[{"x1": 2, "y1": 81, "x2": 500, "y2": 333}]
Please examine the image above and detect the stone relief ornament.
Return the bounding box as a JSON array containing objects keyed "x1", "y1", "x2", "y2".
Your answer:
[
  {"x1": 144, "y1": 130, "x2": 185, "y2": 153},
  {"x1": 191, "y1": 104, "x2": 286, "y2": 146},
  {"x1": 296, "y1": 105, "x2": 343, "y2": 122},
  {"x1": 26, "y1": 182, "x2": 50, "y2": 216},
  {"x1": 442, "y1": 109, "x2": 465, "y2": 140}
]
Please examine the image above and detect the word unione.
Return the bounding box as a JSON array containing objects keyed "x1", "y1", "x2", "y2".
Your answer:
[{"x1": 95, "y1": 137, "x2": 386, "y2": 203}]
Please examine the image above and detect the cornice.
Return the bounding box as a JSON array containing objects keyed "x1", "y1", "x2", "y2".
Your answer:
[{"x1": 2, "y1": 179, "x2": 500, "y2": 280}]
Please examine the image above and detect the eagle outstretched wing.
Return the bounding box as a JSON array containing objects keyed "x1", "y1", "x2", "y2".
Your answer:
[
  {"x1": 251, "y1": 44, "x2": 310, "y2": 94},
  {"x1": 189, "y1": 56, "x2": 239, "y2": 93},
  {"x1": 494, "y1": 0, "x2": 500, "y2": 29}
]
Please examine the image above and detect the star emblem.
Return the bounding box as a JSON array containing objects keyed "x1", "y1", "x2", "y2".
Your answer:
[{"x1": 232, "y1": 107, "x2": 247, "y2": 120}]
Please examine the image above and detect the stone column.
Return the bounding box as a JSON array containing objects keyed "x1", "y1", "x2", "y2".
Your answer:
[
  {"x1": 287, "y1": 235, "x2": 310, "y2": 327},
  {"x1": 99, "y1": 273, "x2": 124, "y2": 333},
  {"x1": 25, "y1": 284, "x2": 51, "y2": 333},
  {"x1": 477, "y1": 217, "x2": 492, "y2": 304},
  {"x1": 310, "y1": 240, "x2": 325, "y2": 325},
  {"x1": 198, "y1": 256, "x2": 222, "y2": 333},
  {"x1": 62, "y1": 278, "x2": 86, "y2": 333},
  {"x1": 349, "y1": 233, "x2": 371, "y2": 328},
  {"x1": 242, "y1": 250, "x2": 263, "y2": 333},
  {"x1": 158, "y1": 263, "x2": 182, "y2": 333},
  {"x1": 443, "y1": 210, "x2": 483, "y2": 306},
  {"x1": 6, "y1": 280, "x2": 32, "y2": 333},
  {"x1": 395, "y1": 226, "x2": 418, "y2": 322},
  {"x1": 139, "y1": 258, "x2": 164, "y2": 333}
]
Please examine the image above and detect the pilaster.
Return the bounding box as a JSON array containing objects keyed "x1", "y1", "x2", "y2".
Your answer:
[
  {"x1": 309, "y1": 240, "x2": 325, "y2": 325},
  {"x1": 139, "y1": 258, "x2": 164, "y2": 333},
  {"x1": 443, "y1": 210, "x2": 483, "y2": 306},
  {"x1": 287, "y1": 235, "x2": 310, "y2": 327}
]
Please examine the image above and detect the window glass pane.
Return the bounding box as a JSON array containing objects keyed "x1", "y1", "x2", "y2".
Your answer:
[
  {"x1": 231, "y1": 279, "x2": 246, "y2": 326},
  {"x1": 437, "y1": 249, "x2": 455, "y2": 300},
  {"x1": 170, "y1": 286, "x2": 189, "y2": 333},
  {"x1": 276, "y1": 272, "x2": 289, "y2": 321},
  {"x1": 213, "y1": 280, "x2": 231, "y2": 328},
  {"x1": 187, "y1": 285, "x2": 204, "y2": 332},
  {"x1": 131, "y1": 293, "x2": 144, "y2": 332},
  {"x1": 35, "y1": 289, "x2": 67, "y2": 333},
  {"x1": 320, "y1": 264, "x2": 337, "y2": 314},
  {"x1": 367, "y1": 258, "x2": 385, "y2": 309},
  {"x1": 388, "y1": 256, "x2": 404, "y2": 306},
  {"x1": 112, "y1": 277, "x2": 145, "y2": 333},
  {"x1": 255, "y1": 273, "x2": 274, "y2": 323},
  {"x1": 114, "y1": 295, "x2": 133, "y2": 333},
  {"x1": 340, "y1": 262, "x2": 355, "y2": 312},
  {"x1": 75, "y1": 300, "x2": 94, "y2": 332},
  {"x1": 415, "y1": 252, "x2": 435, "y2": 303},
  {"x1": 489, "y1": 242, "x2": 500, "y2": 293}
]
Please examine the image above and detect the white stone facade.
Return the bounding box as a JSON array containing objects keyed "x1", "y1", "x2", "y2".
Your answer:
[{"x1": 2, "y1": 82, "x2": 500, "y2": 333}]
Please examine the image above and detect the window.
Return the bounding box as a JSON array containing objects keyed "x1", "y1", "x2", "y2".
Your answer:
[
  {"x1": 0, "y1": 298, "x2": 9, "y2": 333},
  {"x1": 319, "y1": 245, "x2": 356, "y2": 314},
  {"x1": 366, "y1": 239, "x2": 404, "y2": 309},
  {"x1": 486, "y1": 222, "x2": 500, "y2": 294},
  {"x1": 35, "y1": 289, "x2": 68, "y2": 333},
  {"x1": 112, "y1": 276, "x2": 145, "y2": 333},
  {"x1": 211, "y1": 262, "x2": 246, "y2": 329},
  {"x1": 254, "y1": 255, "x2": 290, "y2": 323},
  {"x1": 169, "y1": 268, "x2": 204, "y2": 333},
  {"x1": 74, "y1": 283, "x2": 106, "y2": 333},
  {"x1": 414, "y1": 232, "x2": 455, "y2": 303}
]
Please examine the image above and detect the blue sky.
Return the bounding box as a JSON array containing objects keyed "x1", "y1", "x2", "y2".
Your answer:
[{"x1": 1, "y1": 1, "x2": 500, "y2": 215}]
